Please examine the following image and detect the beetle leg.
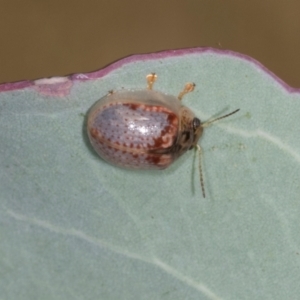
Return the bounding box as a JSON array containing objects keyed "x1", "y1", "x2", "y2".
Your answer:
[
  {"x1": 178, "y1": 83, "x2": 195, "y2": 100},
  {"x1": 196, "y1": 144, "x2": 205, "y2": 198},
  {"x1": 146, "y1": 73, "x2": 157, "y2": 90}
]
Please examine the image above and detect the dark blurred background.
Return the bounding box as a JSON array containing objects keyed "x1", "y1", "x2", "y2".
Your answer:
[{"x1": 1, "y1": 0, "x2": 300, "y2": 87}]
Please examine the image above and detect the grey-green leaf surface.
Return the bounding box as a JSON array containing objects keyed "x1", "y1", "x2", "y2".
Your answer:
[{"x1": 1, "y1": 48, "x2": 300, "y2": 300}]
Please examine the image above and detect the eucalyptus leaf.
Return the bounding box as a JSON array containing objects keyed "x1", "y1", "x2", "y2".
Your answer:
[{"x1": 1, "y1": 48, "x2": 300, "y2": 299}]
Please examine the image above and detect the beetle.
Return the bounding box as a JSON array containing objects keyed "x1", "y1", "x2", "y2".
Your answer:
[{"x1": 87, "y1": 73, "x2": 239, "y2": 197}]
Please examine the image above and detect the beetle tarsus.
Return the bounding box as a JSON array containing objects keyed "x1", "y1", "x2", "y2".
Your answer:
[
  {"x1": 178, "y1": 83, "x2": 195, "y2": 100},
  {"x1": 146, "y1": 73, "x2": 157, "y2": 90},
  {"x1": 196, "y1": 145, "x2": 205, "y2": 198}
]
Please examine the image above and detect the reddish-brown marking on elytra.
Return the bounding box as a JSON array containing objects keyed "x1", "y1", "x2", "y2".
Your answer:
[
  {"x1": 167, "y1": 113, "x2": 177, "y2": 125},
  {"x1": 152, "y1": 136, "x2": 164, "y2": 148},
  {"x1": 151, "y1": 111, "x2": 179, "y2": 149},
  {"x1": 146, "y1": 154, "x2": 161, "y2": 165},
  {"x1": 123, "y1": 103, "x2": 139, "y2": 110},
  {"x1": 90, "y1": 128, "x2": 99, "y2": 139},
  {"x1": 123, "y1": 103, "x2": 176, "y2": 117}
]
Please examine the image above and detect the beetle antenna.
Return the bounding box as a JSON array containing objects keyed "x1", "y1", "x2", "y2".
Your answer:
[
  {"x1": 202, "y1": 109, "x2": 240, "y2": 128},
  {"x1": 196, "y1": 145, "x2": 205, "y2": 198},
  {"x1": 146, "y1": 73, "x2": 157, "y2": 90},
  {"x1": 178, "y1": 83, "x2": 196, "y2": 100}
]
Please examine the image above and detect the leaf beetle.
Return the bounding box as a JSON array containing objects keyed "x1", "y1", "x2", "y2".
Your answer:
[{"x1": 87, "y1": 73, "x2": 239, "y2": 197}]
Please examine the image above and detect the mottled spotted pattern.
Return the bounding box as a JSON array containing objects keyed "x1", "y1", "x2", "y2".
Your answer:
[{"x1": 89, "y1": 101, "x2": 179, "y2": 169}]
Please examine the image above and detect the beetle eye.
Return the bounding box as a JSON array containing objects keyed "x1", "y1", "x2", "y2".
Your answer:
[{"x1": 192, "y1": 117, "x2": 201, "y2": 130}]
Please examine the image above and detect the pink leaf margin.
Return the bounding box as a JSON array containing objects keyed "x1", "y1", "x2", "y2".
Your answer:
[{"x1": 1, "y1": 47, "x2": 299, "y2": 94}]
